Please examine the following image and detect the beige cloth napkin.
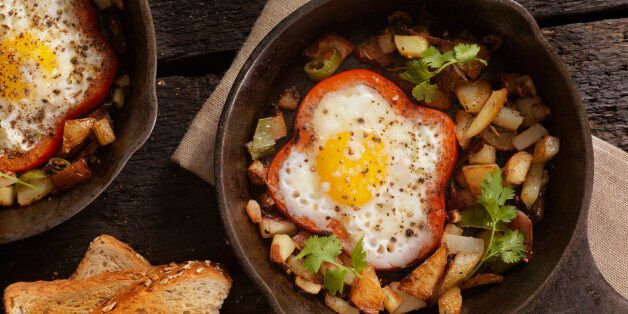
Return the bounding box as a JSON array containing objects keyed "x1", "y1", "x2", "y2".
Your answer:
[{"x1": 172, "y1": 0, "x2": 628, "y2": 299}]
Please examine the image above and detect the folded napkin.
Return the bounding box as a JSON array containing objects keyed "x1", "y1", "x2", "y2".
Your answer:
[{"x1": 173, "y1": 0, "x2": 627, "y2": 299}]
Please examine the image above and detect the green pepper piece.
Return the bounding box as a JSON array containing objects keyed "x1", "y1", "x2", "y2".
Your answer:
[
  {"x1": 19, "y1": 169, "x2": 48, "y2": 182},
  {"x1": 304, "y1": 49, "x2": 341, "y2": 81},
  {"x1": 247, "y1": 117, "x2": 276, "y2": 160}
]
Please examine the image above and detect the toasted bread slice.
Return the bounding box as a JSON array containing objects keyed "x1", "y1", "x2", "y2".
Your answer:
[
  {"x1": 3, "y1": 271, "x2": 146, "y2": 314},
  {"x1": 72, "y1": 235, "x2": 151, "y2": 280},
  {"x1": 94, "y1": 261, "x2": 232, "y2": 313}
]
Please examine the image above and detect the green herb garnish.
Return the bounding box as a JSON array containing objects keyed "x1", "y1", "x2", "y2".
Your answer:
[
  {"x1": 463, "y1": 169, "x2": 526, "y2": 279},
  {"x1": 296, "y1": 235, "x2": 367, "y2": 294},
  {"x1": 400, "y1": 43, "x2": 486, "y2": 102}
]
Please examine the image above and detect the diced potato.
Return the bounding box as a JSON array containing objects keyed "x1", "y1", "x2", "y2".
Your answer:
[
  {"x1": 258, "y1": 191, "x2": 275, "y2": 209},
  {"x1": 244, "y1": 199, "x2": 262, "y2": 224},
  {"x1": 532, "y1": 135, "x2": 560, "y2": 163},
  {"x1": 398, "y1": 245, "x2": 448, "y2": 300},
  {"x1": 454, "y1": 80, "x2": 491, "y2": 113},
  {"x1": 462, "y1": 164, "x2": 499, "y2": 195},
  {"x1": 441, "y1": 234, "x2": 485, "y2": 255},
  {"x1": 0, "y1": 172, "x2": 17, "y2": 187},
  {"x1": 376, "y1": 28, "x2": 396, "y2": 54},
  {"x1": 286, "y1": 255, "x2": 323, "y2": 283},
  {"x1": 515, "y1": 97, "x2": 550, "y2": 127},
  {"x1": 0, "y1": 186, "x2": 14, "y2": 206},
  {"x1": 438, "y1": 287, "x2": 462, "y2": 314},
  {"x1": 247, "y1": 160, "x2": 267, "y2": 186},
  {"x1": 464, "y1": 89, "x2": 508, "y2": 138},
  {"x1": 461, "y1": 273, "x2": 504, "y2": 290},
  {"x1": 444, "y1": 224, "x2": 463, "y2": 236},
  {"x1": 303, "y1": 33, "x2": 354, "y2": 61},
  {"x1": 454, "y1": 111, "x2": 474, "y2": 149},
  {"x1": 278, "y1": 86, "x2": 300, "y2": 110},
  {"x1": 50, "y1": 158, "x2": 92, "y2": 190},
  {"x1": 512, "y1": 123, "x2": 548, "y2": 150},
  {"x1": 394, "y1": 35, "x2": 429, "y2": 58},
  {"x1": 503, "y1": 151, "x2": 533, "y2": 186},
  {"x1": 93, "y1": 119, "x2": 116, "y2": 146},
  {"x1": 16, "y1": 177, "x2": 55, "y2": 207},
  {"x1": 521, "y1": 162, "x2": 544, "y2": 209},
  {"x1": 355, "y1": 38, "x2": 392, "y2": 68},
  {"x1": 468, "y1": 144, "x2": 496, "y2": 165},
  {"x1": 270, "y1": 234, "x2": 296, "y2": 264},
  {"x1": 325, "y1": 293, "x2": 360, "y2": 314},
  {"x1": 438, "y1": 252, "x2": 482, "y2": 296},
  {"x1": 271, "y1": 112, "x2": 288, "y2": 141},
  {"x1": 492, "y1": 107, "x2": 524, "y2": 131},
  {"x1": 259, "y1": 217, "x2": 298, "y2": 238},
  {"x1": 389, "y1": 282, "x2": 427, "y2": 314},
  {"x1": 383, "y1": 286, "x2": 401, "y2": 313},
  {"x1": 62, "y1": 118, "x2": 95, "y2": 155},
  {"x1": 350, "y1": 266, "x2": 385, "y2": 314},
  {"x1": 295, "y1": 276, "x2": 322, "y2": 294},
  {"x1": 481, "y1": 129, "x2": 516, "y2": 151}
]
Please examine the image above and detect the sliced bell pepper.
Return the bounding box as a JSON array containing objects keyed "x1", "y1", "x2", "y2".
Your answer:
[
  {"x1": 0, "y1": 0, "x2": 117, "y2": 172},
  {"x1": 266, "y1": 69, "x2": 458, "y2": 269}
]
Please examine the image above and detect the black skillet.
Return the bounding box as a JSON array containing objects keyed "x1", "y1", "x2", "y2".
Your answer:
[{"x1": 216, "y1": 0, "x2": 627, "y2": 312}]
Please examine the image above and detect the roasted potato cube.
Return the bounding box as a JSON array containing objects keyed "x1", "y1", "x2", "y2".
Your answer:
[
  {"x1": 350, "y1": 266, "x2": 385, "y2": 314},
  {"x1": 295, "y1": 276, "x2": 322, "y2": 294},
  {"x1": 438, "y1": 287, "x2": 462, "y2": 314},
  {"x1": 278, "y1": 86, "x2": 300, "y2": 110},
  {"x1": 270, "y1": 234, "x2": 296, "y2": 264},
  {"x1": 17, "y1": 177, "x2": 55, "y2": 207},
  {"x1": 398, "y1": 245, "x2": 448, "y2": 300},
  {"x1": 462, "y1": 164, "x2": 500, "y2": 195},
  {"x1": 62, "y1": 118, "x2": 95, "y2": 155},
  {"x1": 259, "y1": 217, "x2": 298, "y2": 238},
  {"x1": 247, "y1": 160, "x2": 268, "y2": 186},
  {"x1": 454, "y1": 80, "x2": 491, "y2": 113},
  {"x1": 512, "y1": 123, "x2": 548, "y2": 151},
  {"x1": 438, "y1": 252, "x2": 483, "y2": 296},
  {"x1": 394, "y1": 35, "x2": 429, "y2": 58},
  {"x1": 93, "y1": 119, "x2": 116, "y2": 146},
  {"x1": 325, "y1": 293, "x2": 360, "y2": 314},
  {"x1": 521, "y1": 162, "x2": 544, "y2": 209},
  {"x1": 469, "y1": 144, "x2": 496, "y2": 165},
  {"x1": 244, "y1": 199, "x2": 262, "y2": 224},
  {"x1": 532, "y1": 135, "x2": 560, "y2": 163},
  {"x1": 271, "y1": 112, "x2": 288, "y2": 140},
  {"x1": 464, "y1": 89, "x2": 508, "y2": 139},
  {"x1": 461, "y1": 273, "x2": 504, "y2": 290},
  {"x1": 50, "y1": 158, "x2": 92, "y2": 190},
  {"x1": 0, "y1": 186, "x2": 15, "y2": 206},
  {"x1": 504, "y1": 151, "x2": 533, "y2": 185}
]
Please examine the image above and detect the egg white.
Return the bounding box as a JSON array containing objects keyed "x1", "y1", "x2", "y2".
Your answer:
[
  {"x1": 0, "y1": 0, "x2": 106, "y2": 152},
  {"x1": 276, "y1": 84, "x2": 444, "y2": 269}
]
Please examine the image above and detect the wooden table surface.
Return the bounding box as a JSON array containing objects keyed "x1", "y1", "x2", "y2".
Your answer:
[{"x1": 1, "y1": 0, "x2": 627, "y2": 312}]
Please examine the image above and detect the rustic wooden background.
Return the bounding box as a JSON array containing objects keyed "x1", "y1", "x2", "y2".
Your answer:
[{"x1": 1, "y1": 0, "x2": 627, "y2": 312}]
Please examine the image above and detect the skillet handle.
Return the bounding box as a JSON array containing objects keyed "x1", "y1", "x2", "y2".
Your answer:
[{"x1": 521, "y1": 221, "x2": 627, "y2": 312}]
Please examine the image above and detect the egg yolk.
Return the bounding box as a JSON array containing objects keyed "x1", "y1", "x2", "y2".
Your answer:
[
  {"x1": 316, "y1": 131, "x2": 387, "y2": 206},
  {"x1": 0, "y1": 33, "x2": 58, "y2": 101}
]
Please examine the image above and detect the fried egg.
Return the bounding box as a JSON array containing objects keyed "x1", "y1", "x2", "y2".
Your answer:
[
  {"x1": 269, "y1": 74, "x2": 457, "y2": 269},
  {"x1": 0, "y1": 0, "x2": 115, "y2": 153}
]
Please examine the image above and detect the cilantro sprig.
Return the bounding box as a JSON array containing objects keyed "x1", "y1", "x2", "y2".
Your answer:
[
  {"x1": 400, "y1": 43, "x2": 486, "y2": 102},
  {"x1": 296, "y1": 235, "x2": 367, "y2": 294},
  {"x1": 463, "y1": 169, "x2": 526, "y2": 278}
]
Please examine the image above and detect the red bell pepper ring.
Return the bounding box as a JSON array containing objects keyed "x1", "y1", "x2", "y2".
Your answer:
[
  {"x1": 266, "y1": 69, "x2": 458, "y2": 269},
  {"x1": 0, "y1": 0, "x2": 117, "y2": 173}
]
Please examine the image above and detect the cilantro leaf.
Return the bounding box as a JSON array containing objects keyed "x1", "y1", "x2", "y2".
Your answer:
[
  {"x1": 420, "y1": 46, "x2": 455, "y2": 68},
  {"x1": 412, "y1": 81, "x2": 438, "y2": 103},
  {"x1": 400, "y1": 59, "x2": 433, "y2": 84},
  {"x1": 454, "y1": 43, "x2": 486, "y2": 64},
  {"x1": 351, "y1": 237, "x2": 367, "y2": 275},
  {"x1": 477, "y1": 169, "x2": 517, "y2": 224},
  {"x1": 458, "y1": 205, "x2": 508, "y2": 230},
  {"x1": 323, "y1": 267, "x2": 349, "y2": 294},
  {"x1": 296, "y1": 235, "x2": 343, "y2": 273},
  {"x1": 494, "y1": 230, "x2": 526, "y2": 264}
]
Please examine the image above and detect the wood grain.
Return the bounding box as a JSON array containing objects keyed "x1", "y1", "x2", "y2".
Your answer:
[
  {"x1": 149, "y1": 0, "x2": 628, "y2": 62},
  {"x1": 0, "y1": 75, "x2": 268, "y2": 313}
]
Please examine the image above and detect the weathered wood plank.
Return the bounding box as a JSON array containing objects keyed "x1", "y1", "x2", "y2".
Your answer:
[
  {"x1": 150, "y1": 0, "x2": 628, "y2": 63},
  {"x1": 544, "y1": 18, "x2": 628, "y2": 149},
  {"x1": 0, "y1": 75, "x2": 269, "y2": 313}
]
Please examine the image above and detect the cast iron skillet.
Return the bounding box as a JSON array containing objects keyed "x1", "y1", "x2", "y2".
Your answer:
[
  {"x1": 0, "y1": 1, "x2": 158, "y2": 244},
  {"x1": 217, "y1": 0, "x2": 626, "y2": 312}
]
